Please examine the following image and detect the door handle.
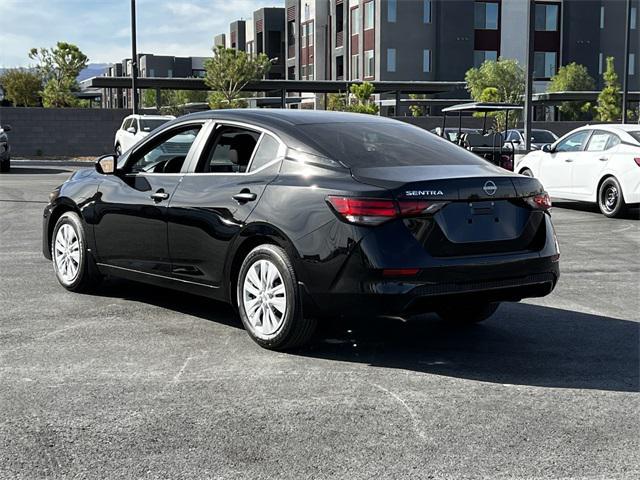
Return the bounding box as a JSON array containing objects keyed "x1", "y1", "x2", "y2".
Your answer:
[
  {"x1": 599, "y1": 157, "x2": 608, "y2": 162},
  {"x1": 564, "y1": 158, "x2": 573, "y2": 163},
  {"x1": 150, "y1": 190, "x2": 170, "y2": 202},
  {"x1": 233, "y1": 191, "x2": 257, "y2": 203}
]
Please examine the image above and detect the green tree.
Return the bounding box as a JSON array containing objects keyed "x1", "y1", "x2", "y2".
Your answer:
[
  {"x1": 346, "y1": 81, "x2": 379, "y2": 115},
  {"x1": 465, "y1": 59, "x2": 525, "y2": 130},
  {"x1": 326, "y1": 92, "x2": 347, "y2": 111},
  {"x1": 596, "y1": 56, "x2": 621, "y2": 122},
  {"x1": 408, "y1": 94, "x2": 426, "y2": 117},
  {"x1": 29, "y1": 42, "x2": 88, "y2": 107},
  {"x1": 204, "y1": 46, "x2": 271, "y2": 109},
  {"x1": 548, "y1": 62, "x2": 596, "y2": 120},
  {"x1": 0, "y1": 68, "x2": 41, "y2": 106}
]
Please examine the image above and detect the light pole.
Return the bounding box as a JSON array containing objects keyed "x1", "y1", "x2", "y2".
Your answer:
[
  {"x1": 130, "y1": 0, "x2": 139, "y2": 114},
  {"x1": 622, "y1": 0, "x2": 631, "y2": 124},
  {"x1": 523, "y1": 0, "x2": 536, "y2": 152}
]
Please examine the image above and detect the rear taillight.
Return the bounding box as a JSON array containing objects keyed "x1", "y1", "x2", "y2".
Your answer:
[
  {"x1": 634, "y1": 158, "x2": 640, "y2": 167},
  {"x1": 382, "y1": 268, "x2": 420, "y2": 277},
  {"x1": 525, "y1": 192, "x2": 552, "y2": 210},
  {"x1": 326, "y1": 196, "x2": 445, "y2": 225}
]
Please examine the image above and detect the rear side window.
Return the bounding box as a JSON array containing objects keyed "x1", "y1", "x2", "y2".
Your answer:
[
  {"x1": 587, "y1": 131, "x2": 620, "y2": 151},
  {"x1": 628, "y1": 131, "x2": 640, "y2": 143},
  {"x1": 298, "y1": 122, "x2": 486, "y2": 168},
  {"x1": 199, "y1": 126, "x2": 260, "y2": 173},
  {"x1": 249, "y1": 134, "x2": 281, "y2": 172}
]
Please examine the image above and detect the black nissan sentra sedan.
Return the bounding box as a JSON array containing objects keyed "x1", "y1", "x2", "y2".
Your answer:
[{"x1": 43, "y1": 110, "x2": 559, "y2": 349}]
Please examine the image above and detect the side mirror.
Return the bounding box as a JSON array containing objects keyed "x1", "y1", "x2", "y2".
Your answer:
[
  {"x1": 541, "y1": 144, "x2": 553, "y2": 153},
  {"x1": 96, "y1": 154, "x2": 117, "y2": 175},
  {"x1": 512, "y1": 139, "x2": 521, "y2": 145},
  {"x1": 126, "y1": 127, "x2": 137, "y2": 134},
  {"x1": 1, "y1": 125, "x2": 11, "y2": 132}
]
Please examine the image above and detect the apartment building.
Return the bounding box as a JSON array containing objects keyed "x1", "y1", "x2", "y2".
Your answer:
[
  {"x1": 253, "y1": 8, "x2": 287, "y2": 79},
  {"x1": 250, "y1": 0, "x2": 638, "y2": 91},
  {"x1": 230, "y1": 20, "x2": 247, "y2": 51}
]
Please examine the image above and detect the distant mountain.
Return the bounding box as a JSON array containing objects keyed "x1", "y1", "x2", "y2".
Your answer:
[{"x1": 77, "y1": 63, "x2": 110, "y2": 81}]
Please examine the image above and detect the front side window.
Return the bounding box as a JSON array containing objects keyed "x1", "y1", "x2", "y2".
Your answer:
[
  {"x1": 474, "y1": 2, "x2": 499, "y2": 30},
  {"x1": 249, "y1": 134, "x2": 281, "y2": 172},
  {"x1": 364, "y1": 50, "x2": 374, "y2": 78},
  {"x1": 586, "y1": 131, "x2": 619, "y2": 152},
  {"x1": 139, "y1": 119, "x2": 169, "y2": 133},
  {"x1": 364, "y1": 1, "x2": 374, "y2": 30},
  {"x1": 128, "y1": 125, "x2": 202, "y2": 174},
  {"x1": 555, "y1": 130, "x2": 591, "y2": 152},
  {"x1": 199, "y1": 126, "x2": 260, "y2": 173}
]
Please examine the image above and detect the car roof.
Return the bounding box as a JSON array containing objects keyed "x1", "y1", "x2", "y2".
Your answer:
[
  {"x1": 126, "y1": 114, "x2": 175, "y2": 120},
  {"x1": 183, "y1": 108, "x2": 397, "y2": 126}
]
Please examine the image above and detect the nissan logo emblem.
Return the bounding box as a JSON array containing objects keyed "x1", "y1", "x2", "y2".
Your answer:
[{"x1": 483, "y1": 181, "x2": 498, "y2": 196}]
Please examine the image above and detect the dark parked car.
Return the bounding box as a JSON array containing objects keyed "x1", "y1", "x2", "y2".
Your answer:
[
  {"x1": 0, "y1": 124, "x2": 11, "y2": 172},
  {"x1": 43, "y1": 110, "x2": 560, "y2": 350}
]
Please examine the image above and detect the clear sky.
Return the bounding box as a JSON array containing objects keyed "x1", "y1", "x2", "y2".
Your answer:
[{"x1": 0, "y1": 0, "x2": 276, "y2": 68}]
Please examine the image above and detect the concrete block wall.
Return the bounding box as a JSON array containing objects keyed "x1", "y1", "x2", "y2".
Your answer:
[{"x1": 0, "y1": 108, "x2": 132, "y2": 157}]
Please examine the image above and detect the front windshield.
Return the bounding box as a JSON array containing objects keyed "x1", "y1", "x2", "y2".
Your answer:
[
  {"x1": 139, "y1": 119, "x2": 170, "y2": 132},
  {"x1": 530, "y1": 131, "x2": 557, "y2": 143},
  {"x1": 298, "y1": 122, "x2": 486, "y2": 168}
]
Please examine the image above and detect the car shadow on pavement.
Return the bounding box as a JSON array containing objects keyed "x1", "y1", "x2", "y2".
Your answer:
[
  {"x1": 88, "y1": 278, "x2": 242, "y2": 330},
  {"x1": 301, "y1": 302, "x2": 640, "y2": 393},
  {"x1": 85, "y1": 280, "x2": 638, "y2": 393},
  {"x1": 5, "y1": 167, "x2": 71, "y2": 175},
  {"x1": 553, "y1": 200, "x2": 640, "y2": 219}
]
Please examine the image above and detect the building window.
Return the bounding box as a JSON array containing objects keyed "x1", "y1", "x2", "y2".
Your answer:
[
  {"x1": 364, "y1": 50, "x2": 374, "y2": 78},
  {"x1": 535, "y1": 3, "x2": 558, "y2": 31},
  {"x1": 336, "y1": 55, "x2": 344, "y2": 79},
  {"x1": 364, "y1": 1, "x2": 374, "y2": 30},
  {"x1": 631, "y1": 7, "x2": 637, "y2": 29},
  {"x1": 388, "y1": 0, "x2": 396, "y2": 23},
  {"x1": 600, "y1": 6, "x2": 605, "y2": 29},
  {"x1": 387, "y1": 48, "x2": 396, "y2": 72},
  {"x1": 598, "y1": 53, "x2": 603, "y2": 74},
  {"x1": 630, "y1": 53, "x2": 636, "y2": 76},
  {"x1": 307, "y1": 22, "x2": 314, "y2": 47},
  {"x1": 149, "y1": 68, "x2": 155, "y2": 77},
  {"x1": 474, "y1": 50, "x2": 498, "y2": 67},
  {"x1": 423, "y1": 49, "x2": 431, "y2": 73},
  {"x1": 351, "y1": 6, "x2": 360, "y2": 36},
  {"x1": 351, "y1": 54, "x2": 360, "y2": 80},
  {"x1": 474, "y1": 2, "x2": 499, "y2": 30},
  {"x1": 167, "y1": 69, "x2": 173, "y2": 78},
  {"x1": 424, "y1": 0, "x2": 432, "y2": 23},
  {"x1": 534, "y1": 51, "x2": 557, "y2": 79}
]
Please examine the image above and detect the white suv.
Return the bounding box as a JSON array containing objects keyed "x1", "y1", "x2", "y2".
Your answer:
[{"x1": 114, "y1": 114, "x2": 175, "y2": 155}]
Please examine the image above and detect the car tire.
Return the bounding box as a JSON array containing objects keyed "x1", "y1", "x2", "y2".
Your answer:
[
  {"x1": 598, "y1": 177, "x2": 626, "y2": 218},
  {"x1": 436, "y1": 302, "x2": 500, "y2": 324},
  {"x1": 0, "y1": 158, "x2": 9, "y2": 173},
  {"x1": 51, "y1": 211, "x2": 102, "y2": 292},
  {"x1": 519, "y1": 168, "x2": 533, "y2": 177},
  {"x1": 237, "y1": 244, "x2": 316, "y2": 350}
]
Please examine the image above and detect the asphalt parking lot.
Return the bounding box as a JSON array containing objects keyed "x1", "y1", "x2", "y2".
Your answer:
[{"x1": 1, "y1": 163, "x2": 639, "y2": 479}]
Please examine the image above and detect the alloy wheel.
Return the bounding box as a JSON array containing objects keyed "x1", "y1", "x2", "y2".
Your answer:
[
  {"x1": 54, "y1": 223, "x2": 80, "y2": 284},
  {"x1": 602, "y1": 184, "x2": 619, "y2": 213},
  {"x1": 242, "y1": 259, "x2": 287, "y2": 337}
]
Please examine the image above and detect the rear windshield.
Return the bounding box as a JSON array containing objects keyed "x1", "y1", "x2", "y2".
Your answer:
[
  {"x1": 298, "y1": 122, "x2": 486, "y2": 168},
  {"x1": 628, "y1": 131, "x2": 640, "y2": 143},
  {"x1": 140, "y1": 119, "x2": 169, "y2": 132}
]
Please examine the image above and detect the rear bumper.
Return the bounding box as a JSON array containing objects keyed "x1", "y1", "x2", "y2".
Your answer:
[{"x1": 306, "y1": 255, "x2": 559, "y2": 317}]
